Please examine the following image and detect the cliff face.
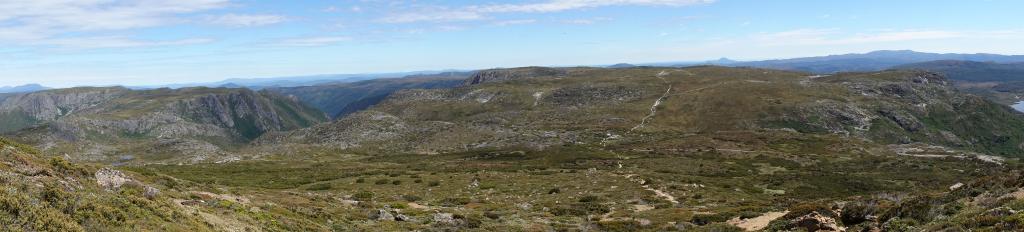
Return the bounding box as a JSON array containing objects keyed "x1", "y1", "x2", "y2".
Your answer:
[
  {"x1": 0, "y1": 87, "x2": 128, "y2": 121},
  {"x1": 2, "y1": 87, "x2": 327, "y2": 163},
  {"x1": 462, "y1": 67, "x2": 569, "y2": 85}
]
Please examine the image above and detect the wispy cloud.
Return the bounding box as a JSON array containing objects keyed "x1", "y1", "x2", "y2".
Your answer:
[
  {"x1": 380, "y1": 11, "x2": 484, "y2": 23},
  {"x1": 382, "y1": 0, "x2": 714, "y2": 23},
  {"x1": 206, "y1": 14, "x2": 288, "y2": 27},
  {"x1": 470, "y1": 0, "x2": 714, "y2": 13},
  {"x1": 39, "y1": 37, "x2": 214, "y2": 49},
  {"x1": 560, "y1": 17, "x2": 613, "y2": 25},
  {"x1": 753, "y1": 29, "x2": 995, "y2": 46},
  {"x1": 274, "y1": 36, "x2": 352, "y2": 47},
  {"x1": 0, "y1": 0, "x2": 231, "y2": 47},
  {"x1": 492, "y1": 19, "x2": 538, "y2": 26}
]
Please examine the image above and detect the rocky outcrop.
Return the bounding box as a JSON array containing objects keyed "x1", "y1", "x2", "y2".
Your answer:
[
  {"x1": 463, "y1": 67, "x2": 567, "y2": 85},
  {"x1": 95, "y1": 168, "x2": 131, "y2": 190},
  {"x1": 5, "y1": 87, "x2": 327, "y2": 163},
  {"x1": 0, "y1": 87, "x2": 128, "y2": 121}
]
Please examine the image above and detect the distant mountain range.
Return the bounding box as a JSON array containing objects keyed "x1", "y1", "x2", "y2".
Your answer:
[
  {"x1": 0, "y1": 84, "x2": 49, "y2": 93},
  {"x1": 129, "y1": 70, "x2": 469, "y2": 90},
  {"x1": 725, "y1": 50, "x2": 1024, "y2": 74}
]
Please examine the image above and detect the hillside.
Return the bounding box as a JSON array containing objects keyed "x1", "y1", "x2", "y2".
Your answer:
[
  {"x1": 0, "y1": 137, "x2": 213, "y2": 231},
  {"x1": 1, "y1": 87, "x2": 327, "y2": 164},
  {"x1": 268, "y1": 72, "x2": 468, "y2": 118},
  {"x1": 269, "y1": 66, "x2": 1024, "y2": 156}
]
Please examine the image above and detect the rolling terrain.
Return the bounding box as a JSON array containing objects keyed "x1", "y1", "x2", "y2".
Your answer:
[
  {"x1": 269, "y1": 66, "x2": 1024, "y2": 156},
  {"x1": 5, "y1": 66, "x2": 1024, "y2": 231}
]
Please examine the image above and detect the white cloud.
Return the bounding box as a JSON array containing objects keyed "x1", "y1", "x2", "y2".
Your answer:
[
  {"x1": 472, "y1": 0, "x2": 715, "y2": 13},
  {"x1": 206, "y1": 14, "x2": 287, "y2": 27},
  {"x1": 380, "y1": 11, "x2": 484, "y2": 23},
  {"x1": 754, "y1": 29, "x2": 979, "y2": 46},
  {"x1": 274, "y1": 36, "x2": 352, "y2": 47},
  {"x1": 382, "y1": 0, "x2": 714, "y2": 23},
  {"x1": 0, "y1": 0, "x2": 230, "y2": 46},
  {"x1": 492, "y1": 19, "x2": 537, "y2": 26},
  {"x1": 39, "y1": 37, "x2": 214, "y2": 49},
  {"x1": 561, "y1": 17, "x2": 613, "y2": 25}
]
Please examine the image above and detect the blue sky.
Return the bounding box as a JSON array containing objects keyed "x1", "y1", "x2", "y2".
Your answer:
[{"x1": 3, "y1": 0, "x2": 1024, "y2": 87}]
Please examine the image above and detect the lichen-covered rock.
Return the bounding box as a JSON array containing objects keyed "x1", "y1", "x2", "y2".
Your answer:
[
  {"x1": 95, "y1": 168, "x2": 131, "y2": 190},
  {"x1": 143, "y1": 186, "x2": 161, "y2": 199}
]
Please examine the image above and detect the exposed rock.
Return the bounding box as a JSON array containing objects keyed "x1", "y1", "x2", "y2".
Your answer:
[
  {"x1": 144, "y1": 186, "x2": 161, "y2": 199},
  {"x1": 95, "y1": 168, "x2": 131, "y2": 190},
  {"x1": 433, "y1": 213, "x2": 459, "y2": 226},
  {"x1": 791, "y1": 212, "x2": 845, "y2": 232},
  {"x1": 463, "y1": 67, "x2": 567, "y2": 85},
  {"x1": 949, "y1": 182, "x2": 964, "y2": 191},
  {"x1": 395, "y1": 214, "x2": 413, "y2": 222},
  {"x1": 371, "y1": 209, "x2": 395, "y2": 221}
]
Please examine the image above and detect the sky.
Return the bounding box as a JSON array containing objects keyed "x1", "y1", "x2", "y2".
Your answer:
[{"x1": 2, "y1": 0, "x2": 1024, "y2": 87}]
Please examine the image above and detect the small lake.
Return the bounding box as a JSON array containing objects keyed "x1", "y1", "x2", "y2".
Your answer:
[{"x1": 1014, "y1": 101, "x2": 1024, "y2": 112}]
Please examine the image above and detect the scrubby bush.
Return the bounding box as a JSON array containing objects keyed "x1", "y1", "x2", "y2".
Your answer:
[
  {"x1": 402, "y1": 195, "x2": 421, "y2": 202},
  {"x1": 690, "y1": 213, "x2": 734, "y2": 226},
  {"x1": 439, "y1": 197, "x2": 471, "y2": 207},
  {"x1": 353, "y1": 191, "x2": 374, "y2": 201},
  {"x1": 305, "y1": 183, "x2": 332, "y2": 191}
]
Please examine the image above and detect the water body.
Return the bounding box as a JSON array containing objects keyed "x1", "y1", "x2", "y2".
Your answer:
[{"x1": 1014, "y1": 101, "x2": 1024, "y2": 112}]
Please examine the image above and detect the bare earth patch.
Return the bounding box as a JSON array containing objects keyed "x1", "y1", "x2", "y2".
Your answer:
[{"x1": 728, "y1": 211, "x2": 789, "y2": 231}]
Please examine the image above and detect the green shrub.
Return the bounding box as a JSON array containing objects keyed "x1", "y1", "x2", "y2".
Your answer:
[
  {"x1": 402, "y1": 195, "x2": 421, "y2": 202},
  {"x1": 578, "y1": 195, "x2": 600, "y2": 203},
  {"x1": 353, "y1": 191, "x2": 374, "y2": 201},
  {"x1": 439, "y1": 197, "x2": 471, "y2": 207},
  {"x1": 551, "y1": 202, "x2": 609, "y2": 216},
  {"x1": 598, "y1": 220, "x2": 644, "y2": 232},
  {"x1": 690, "y1": 213, "x2": 734, "y2": 225},
  {"x1": 305, "y1": 183, "x2": 332, "y2": 191}
]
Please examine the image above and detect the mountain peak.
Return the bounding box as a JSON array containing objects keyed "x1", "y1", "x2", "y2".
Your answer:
[{"x1": 0, "y1": 84, "x2": 50, "y2": 93}]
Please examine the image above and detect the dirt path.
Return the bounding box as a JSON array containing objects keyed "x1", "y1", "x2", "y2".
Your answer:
[
  {"x1": 728, "y1": 211, "x2": 789, "y2": 231},
  {"x1": 621, "y1": 174, "x2": 679, "y2": 204},
  {"x1": 630, "y1": 70, "x2": 674, "y2": 132}
]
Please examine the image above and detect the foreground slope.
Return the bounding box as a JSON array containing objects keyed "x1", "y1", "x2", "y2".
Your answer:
[
  {"x1": 2, "y1": 87, "x2": 327, "y2": 163},
  {"x1": 0, "y1": 137, "x2": 212, "y2": 231}
]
